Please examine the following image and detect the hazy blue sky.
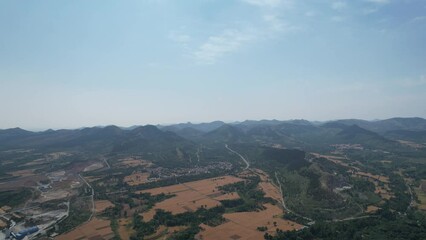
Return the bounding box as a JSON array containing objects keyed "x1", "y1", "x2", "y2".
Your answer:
[{"x1": 1, "y1": 0, "x2": 425, "y2": 129}]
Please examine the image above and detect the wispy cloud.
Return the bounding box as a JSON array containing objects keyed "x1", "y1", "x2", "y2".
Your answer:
[
  {"x1": 399, "y1": 75, "x2": 426, "y2": 87},
  {"x1": 410, "y1": 16, "x2": 426, "y2": 23},
  {"x1": 362, "y1": 8, "x2": 378, "y2": 15},
  {"x1": 169, "y1": 32, "x2": 191, "y2": 44},
  {"x1": 331, "y1": 1, "x2": 347, "y2": 10},
  {"x1": 305, "y1": 11, "x2": 316, "y2": 17},
  {"x1": 263, "y1": 15, "x2": 296, "y2": 32},
  {"x1": 241, "y1": 0, "x2": 284, "y2": 7},
  {"x1": 331, "y1": 16, "x2": 345, "y2": 22},
  {"x1": 193, "y1": 29, "x2": 255, "y2": 64},
  {"x1": 365, "y1": 0, "x2": 390, "y2": 4},
  {"x1": 190, "y1": 0, "x2": 297, "y2": 64}
]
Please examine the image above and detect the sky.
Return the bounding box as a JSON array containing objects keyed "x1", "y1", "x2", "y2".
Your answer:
[{"x1": 1, "y1": 0, "x2": 426, "y2": 130}]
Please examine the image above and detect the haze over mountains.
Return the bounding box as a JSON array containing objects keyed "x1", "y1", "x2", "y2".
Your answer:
[{"x1": 1, "y1": 117, "x2": 426, "y2": 153}]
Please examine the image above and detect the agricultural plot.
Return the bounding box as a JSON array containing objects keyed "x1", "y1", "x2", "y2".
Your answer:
[
  {"x1": 366, "y1": 205, "x2": 380, "y2": 213},
  {"x1": 354, "y1": 171, "x2": 390, "y2": 184},
  {"x1": 415, "y1": 180, "x2": 426, "y2": 211},
  {"x1": 55, "y1": 218, "x2": 114, "y2": 240},
  {"x1": 124, "y1": 172, "x2": 151, "y2": 186},
  {"x1": 352, "y1": 171, "x2": 393, "y2": 200},
  {"x1": 117, "y1": 158, "x2": 153, "y2": 168},
  {"x1": 118, "y1": 218, "x2": 134, "y2": 240},
  {"x1": 144, "y1": 225, "x2": 187, "y2": 240},
  {"x1": 95, "y1": 200, "x2": 115, "y2": 213},
  {"x1": 138, "y1": 176, "x2": 244, "y2": 221},
  {"x1": 83, "y1": 162, "x2": 104, "y2": 172},
  {"x1": 253, "y1": 169, "x2": 282, "y2": 202},
  {"x1": 196, "y1": 203, "x2": 303, "y2": 240}
]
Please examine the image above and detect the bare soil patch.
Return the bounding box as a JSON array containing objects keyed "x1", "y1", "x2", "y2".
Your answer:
[
  {"x1": 366, "y1": 205, "x2": 380, "y2": 213},
  {"x1": 55, "y1": 218, "x2": 114, "y2": 240},
  {"x1": 196, "y1": 203, "x2": 303, "y2": 240},
  {"x1": 117, "y1": 158, "x2": 153, "y2": 168},
  {"x1": 8, "y1": 169, "x2": 36, "y2": 177},
  {"x1": 95, "y1": 200, "x2": 115, "y2": 213},
  {"x1": 118, "y1": 218, "x2": 134, "y2": 240},
  {"x1": 398, "y1": 140, "x2": 425, "y2": 149},
  {"x1": 138, "y1": 176, "x2": 244, "y2": 221},
  {"x1": 353, "y1": 171, "x2": 390, "y2": 183},
  {"x1": 124, "y1": 172, "x2": 150, "y2": 186},
  {"x1": 84, "y1": 162, "x2": 104, "y2": 172}
]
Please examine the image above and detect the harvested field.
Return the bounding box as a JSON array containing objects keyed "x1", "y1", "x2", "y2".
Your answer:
[
  {"x1": 421, "y1": 180, "x2": 426, "y2": 192},
  {"x1": 366, "y1": 205, "x2": 380, "y2": 213},
  {"x1": 249, "y1": 168, "x2": 282, "y2": 203},
  {"x1": 0, "y1": 219, "x2": 7, "y2": 228},
  {"x1": 0, "y1": 175, "x2": 46, "y2": 191},
  {"x1": 354, "y1": 172, "x2": 390, "y2": 183},
  {"x1": 259, "y1": 181, "x2": 282, "y2": 202},
  {"x1": 196, "y1": 203, "x2": 303, "y2": 240},
  {"x1": 145, "y1": 225, "x2": 187, "y2": 240},
  {"x1": 124, "y1": 172, "x2": 150, "y2": 186},
  {"x1": 415, "y1": 181, "x2": 426, "y2": 211},
  {"x1": 362, "y1": 177, "x2": 394, "y2": 200},
  {"x1": 118, "y1": 218, "x2": 134, "y2": 240},
  {"x1": 118, "y1": 158, "x2": 153, "y2": 168},
  {"x1": 84, "y1": 162, "x2": 104, "y2": 172},
  {"x1": 213, "y1": 192, "x2": 240, "y2": 201},
  {"x1": 56, "y1": 218, "x2": 114, "y2": 240},
  {"x1": 38, "y1": 189, "x2": 70, "y2": 202},
  {"x1": 312, "y1": 153, "x2": 358, "y2": 170},
  {"x1": 398, "y1": 140, "x2": 425, "y2": 149},
  {"x1": 8, "y1": 169, "x2": 36, "y2": 177},
  {"x1": 95, "y1": 200, "x2": 115, "y2": 213},
  {"x1": 47, "y1": 171, "x2": 66, "y2": 182},
  {"x1": 138, "y1": 176, "x2": 243, "y2": 221},
  {"x1": 23, "y1": 158, "x2": 49, "y2": 166},
  {"x1": 374, "y1": 184, "x2": 393, "y2": 200}
]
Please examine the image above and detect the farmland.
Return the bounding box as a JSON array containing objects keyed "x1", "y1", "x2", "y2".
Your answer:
[
  {"x1": 139, "y1": 176, "x2": 244, "y2": 221},
  {"x1": 55, "y1": 218, "x2": 114, "y2": 240},
  {"x1": 196, "y1": 203, "x2": 303, "y2": 240},
  {"x1": 95, "y1": 200, "x2": 115, "y2": 213},
  {"x1": 124, "y1": 172, "x2": 151, "y2": 186},
  {"x1": 1, "y1": 118, "x2": 426, "y2": 239}
]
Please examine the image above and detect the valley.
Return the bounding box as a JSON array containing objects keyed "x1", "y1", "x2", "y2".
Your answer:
[{"x1": 1, "y1": 118, "x2": 426, "y2": 239}]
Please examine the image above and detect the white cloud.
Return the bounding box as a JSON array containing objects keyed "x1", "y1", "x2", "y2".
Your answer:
[
  {"x1": 187, "y1": 0, "x2": 298, "y2": 64},
  {"x1": 331, "y1": 1, "x2": 347, "y2": 10},
  {"x1": 305, "y1": 11, "x2": 316, "y2": 17},
  {"x1": 169, "y1": 32, "x2": 191, "y2": 44},
  {"x1": 362, "y1": 8, "x2": 378, "y2": 15},
  {"x1": 263, "y1": 15, "x2": 291, "y2": 32},
  {"x1": 241, "y1": 0, "x2": 283, "y2": 7},
  {"x1": 399, "y1": 75, "x2": 426, "y2": 87},
  {"x1": 331, "y1": 16, "x2": 345, "y2": 22},
  {"x1": 411, "y1": 16, "x2": 426, "y2": 23},
  {"x1": 365, "y1": 0, "x2": 390, "y2": 4},
  {"x1": 193, "y1": 29, "x2": 255, "y2": 64}
]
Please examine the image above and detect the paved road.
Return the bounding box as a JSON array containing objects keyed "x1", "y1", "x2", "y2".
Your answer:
[
  {"x1": 274, "y1": 172, "x2": 314, "y2": 224},
  {"x1": 101, "y1": 157, "x2": 111, "y2": 169},
  {"x1": 79, "y1": 174, "x2": 95, "y2": 221},
  {"x1": 225, "y1": 144, "x2": 250, "y2": 170},
  {"x1": 196, "y1": 147, "x2": 201, "y2": 163}
]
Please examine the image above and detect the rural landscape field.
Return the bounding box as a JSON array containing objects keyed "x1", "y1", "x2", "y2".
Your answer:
[
  {"x1": 1, "y1": 0, "x2": 426, "y2": 239},
  {"x1": 1, "y1": 118, "x2": 426, "y2": 239}
]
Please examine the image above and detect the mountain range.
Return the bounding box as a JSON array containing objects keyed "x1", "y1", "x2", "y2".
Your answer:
[{"x1": 1, "y1": 117, "x2": 426, "y2": 153}]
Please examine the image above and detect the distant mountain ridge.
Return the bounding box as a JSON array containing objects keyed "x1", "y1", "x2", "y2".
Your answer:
[
  {"x1": 0, "y1": 124, "x2": 191, "y2": 153},
  {"x1": 1, "y1": 117, "x2": 425, "y2": 152},
  {"x1": 327, "y1": 117, "x2": 426, "y2": 133}
]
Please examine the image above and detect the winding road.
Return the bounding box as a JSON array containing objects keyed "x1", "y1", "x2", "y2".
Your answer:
[
  {"x1": 225, "y1": 144, "x2": 250, "y2": 170},
  {"x1": 79, "y1": 174, "x2": 95, "y2": 221}
]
